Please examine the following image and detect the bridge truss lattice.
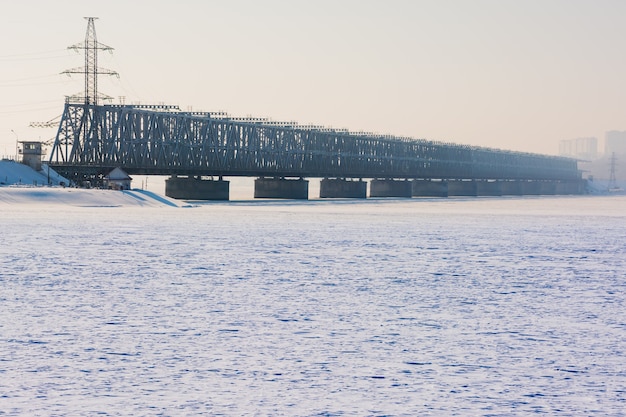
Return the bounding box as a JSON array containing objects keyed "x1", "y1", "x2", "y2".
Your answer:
[{"x1": 49, "y1": 102, "x2": 581, "y2": 182}]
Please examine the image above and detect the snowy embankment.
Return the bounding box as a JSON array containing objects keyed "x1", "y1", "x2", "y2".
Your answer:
[
  {"x1": 0, "y1": 159, "x2": 185, "y2": 207},
  {"x1": 0, "y1": 187, "x2": 187, "y2": 207},
  {"x1": 0, "y1": 159, "x2": 65, "y2": 186}
]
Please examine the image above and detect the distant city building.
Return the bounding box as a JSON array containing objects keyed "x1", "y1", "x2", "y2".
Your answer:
[
  {"x1": 605, "y1": 130, "x2": 626, "y2": 156},
  {"x1": 558, "y1": 137, "x2": 598, "y2": 160}
]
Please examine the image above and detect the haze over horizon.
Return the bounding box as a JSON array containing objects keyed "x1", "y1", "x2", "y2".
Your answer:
[{"x1": 2, "y1": 0, "x2": 626, "y2": 158}]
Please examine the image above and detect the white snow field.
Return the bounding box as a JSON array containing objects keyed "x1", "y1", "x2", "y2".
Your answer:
[{"x1": 1, "y1": 166, "x2": 625, "y2": 415}]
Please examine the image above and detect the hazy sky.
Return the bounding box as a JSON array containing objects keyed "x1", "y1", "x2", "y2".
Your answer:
[{"x1": 2, "y1": 0, "x2": 626, "y2": 157}]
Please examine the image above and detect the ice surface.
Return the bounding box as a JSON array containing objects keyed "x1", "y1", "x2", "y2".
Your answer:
[{"x1": 1, "y1": 196, "x2": 625, "y2": 415}]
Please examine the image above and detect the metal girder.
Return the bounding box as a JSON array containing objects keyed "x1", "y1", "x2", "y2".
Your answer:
[{"x1": 49, "y1": 103, "x2": 581, "y2": 181}]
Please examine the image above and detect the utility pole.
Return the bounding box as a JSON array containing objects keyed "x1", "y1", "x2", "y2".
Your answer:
[
  {"x1": 11, "y1": 129, "x2": 18, "y2": 161},
  {"x1": 62, "y1": 17, "x2": 118, "y2": 105}
]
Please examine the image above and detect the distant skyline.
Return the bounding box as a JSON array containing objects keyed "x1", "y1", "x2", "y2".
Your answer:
[{"x1": 2, "y1": 0, "x2": 626, "y2": 157}]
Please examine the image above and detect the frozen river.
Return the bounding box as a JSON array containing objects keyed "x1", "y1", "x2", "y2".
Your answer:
[{"x1": 1, "y1": 195, "x2": 625, "y2": 415}]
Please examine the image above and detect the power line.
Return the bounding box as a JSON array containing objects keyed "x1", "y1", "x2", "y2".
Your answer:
[
  {"x1": 0, "y1": 79, "x2": 76, "y2": 88},
  {"x1": 0, "y1": 105, "x2": 61, "y2": 115},
  {"x1": 0, "y1": 100, "x2": 61, "y2": 109},
  {"x1": 0, "y1": 74, "x2": 68, "y2": 83},
  {"x1": 0, "y1": 49, "x2": 71, "y2": 62},
  {"x1": 0, "y1": 49, "x2": 67, "y2": 58}
]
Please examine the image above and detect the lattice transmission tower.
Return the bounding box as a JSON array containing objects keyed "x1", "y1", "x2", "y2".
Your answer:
[
  {"x1": 63, "y1": 17, "x2": 118, "y2": 105},
  {"x1": 608, "y1": 152, "x2": 618, "y2": 191}
]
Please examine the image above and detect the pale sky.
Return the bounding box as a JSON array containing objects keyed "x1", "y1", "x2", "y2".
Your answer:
[{"x1": 2, "y1": 0, "x2": 626, "y2": 157}]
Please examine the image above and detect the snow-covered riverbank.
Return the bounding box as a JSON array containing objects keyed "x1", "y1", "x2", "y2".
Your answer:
[
  {"x1": 0, "y1": 159, "x2": 185, "y2": 207},
  {"x1": 0, "y1": 186, "x2": 186, "y2": 207}
]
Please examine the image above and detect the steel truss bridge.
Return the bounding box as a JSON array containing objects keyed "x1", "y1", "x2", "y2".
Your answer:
[{"x1": 48, "y1": 102, "x2": 581, "y2": 183}]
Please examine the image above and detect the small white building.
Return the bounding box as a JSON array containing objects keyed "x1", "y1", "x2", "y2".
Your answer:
[{"x1": 104, "y1": 167, "x2": 132, "y2": 190}]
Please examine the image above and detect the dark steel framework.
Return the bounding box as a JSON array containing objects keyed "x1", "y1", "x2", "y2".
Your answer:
[{"x1": 49, "y1": 102, "x2": 581, "y2": 182}]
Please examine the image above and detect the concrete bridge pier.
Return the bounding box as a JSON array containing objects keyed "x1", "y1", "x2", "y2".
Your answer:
[
  {"x1": 501, "y1": 180, "x2": 523, "y2": 195},
  {"x1": 520, "y1": 180, "x2": 558, "y2": 195},
  {"x1": 254, "y1": 177, "x2": 309, "y2": 199},
  {"x1": 165, "y1": 175, "x2": 230, "y2": 200},
  {"x1": 476, "y1": 180, "x2": 502, "y2": 196},
  {"x1": 540, "y1": 181, "x2": 557, "y2": 195},
  {"x1": 447, "y1": 180, "x2": 478, "y2": 196},
  {"x1": 369, "y1": 179, "x2": 413, "y2": 198},
  {"x1": 555, "y1": 179, "x2": 586, "y2": 195},
  {"x1": 412, "y1": 180, "x2": 448, "y2": 197},
  {"x1": 520, "y1": 181, "x2": 542, "y2": 195},
  {"x1": 319, "y1": 178, "x2": 367, "y2": 198}
]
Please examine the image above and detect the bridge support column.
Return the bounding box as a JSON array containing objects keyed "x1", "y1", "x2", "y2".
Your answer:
[
  {"x1": 411, "y1": 180, "x2": 448, "y2": 197},
  {"x1": 165, "y1": 175, "x2": 230, "y2": 200},
  {"x1": 555, "y1": 179, "x2": 586, "y2": 195},
  {"x1": 476, "y1": 180, "x2": 502, "y2": 196},
  {"x1": 521, "y1": 181, "x2": 542, "y2": 195},
  {"x1": 319, "y1": 178, "x2": 367, "y2": 198},
  {"x1": 447, "y1": 180, "x2": 478, "y2": 196},
  {"x1": 369, "y1": 179, "x2": 412, "y2": 198},
  {"x1": 501, "y1": 180, "x2": 523, "y2": 196},
  {"x1": 540, "y1": 181, "x2": 556, "y2": 195},
  {"x1": 254, "y1": 177, "x2": 309, "y2": 199}
]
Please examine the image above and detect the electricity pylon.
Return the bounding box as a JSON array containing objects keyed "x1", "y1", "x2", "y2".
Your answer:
[
  {"x1": 63, "y1": 17, "x2": 118, "y2": 105},
  {"x1": 608, "y1": 152, "x2": 618, "y2": 191}
]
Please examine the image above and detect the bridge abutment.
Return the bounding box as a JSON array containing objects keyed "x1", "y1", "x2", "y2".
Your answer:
[
  {"x1": 411, "y1": 180, "x2": 448, "y2": 197},
  {"x1": 254, "y1": 177, "x2": 309, "y2": 199},
  {"x1": 165, "y1": 175, "x2": 230, "y2": 200},
  {"x1": 319, "y1": 178, "x2": 367, "y2": 198},
  {"x1": 369, "y1": 179, "x2": 413, "y2": 198}
]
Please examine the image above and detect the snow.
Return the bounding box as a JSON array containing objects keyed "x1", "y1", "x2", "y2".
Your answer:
[
  {"x1": 1, "y1": 194, "x2": 625, "y2": 415},
  {"x1": 0, "y1": 159, "x2": 60, "y2": 186},
  {"x1": 2, "y1": 159, "x2": 626, "y2": 415},
  {"x1": 0, "y1": 159, "x2": 186, "y2": 207},
  {"x1": 0, "y1": 187, "x2": 189, "y2": 207}
]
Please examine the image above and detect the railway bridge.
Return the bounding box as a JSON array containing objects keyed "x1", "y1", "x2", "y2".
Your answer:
[
  {"x1": 48, "y1": 101, "x2": 585, "y2": 200},
  {"x1": 46, "y1": 17, "x2": 585, "y2": 200}
]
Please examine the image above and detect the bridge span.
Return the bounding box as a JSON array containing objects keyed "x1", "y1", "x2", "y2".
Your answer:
[{"x1": 49, "y1": 102, "x2": 585, "y2": 200}]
